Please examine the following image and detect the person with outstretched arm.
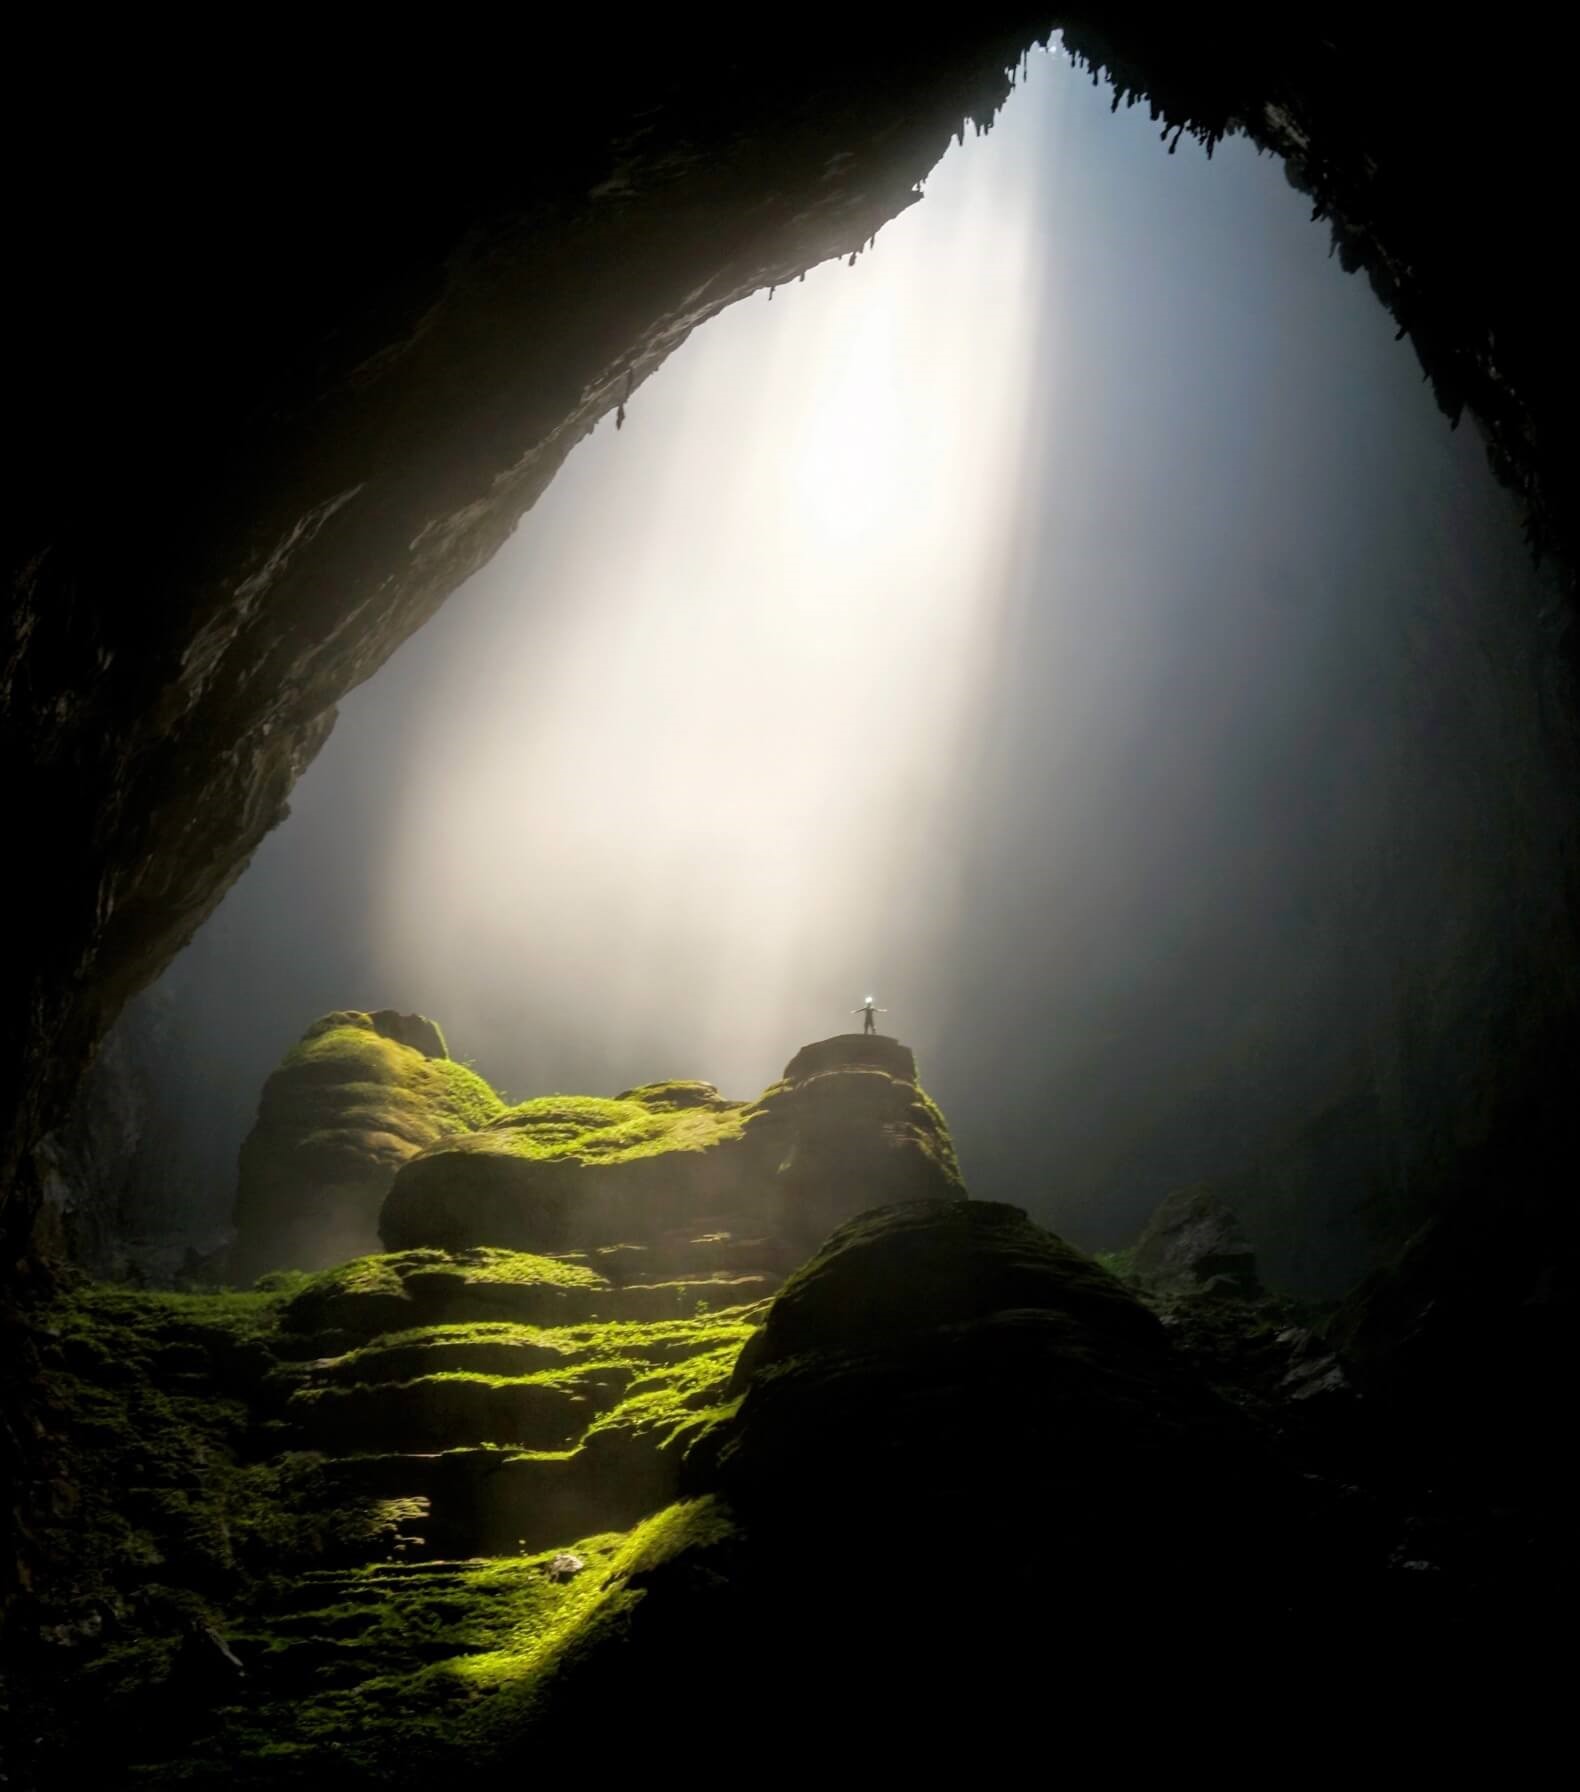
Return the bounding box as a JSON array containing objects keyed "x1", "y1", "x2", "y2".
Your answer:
[{"x1": 852, "y1": 996, "x2": 888, "y2": 1036}]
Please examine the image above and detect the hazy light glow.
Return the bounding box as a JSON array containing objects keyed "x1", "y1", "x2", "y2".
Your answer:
[
  {"x1": 144, "y1": 47, "x2": 1557, "y2": 1260},
  {"x1": 376, "y1": 68, "x2": 1057, "y2": 1091}
]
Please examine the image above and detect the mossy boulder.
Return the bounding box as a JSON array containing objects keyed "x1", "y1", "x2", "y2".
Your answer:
[
  {"x1": 517, "y1": 1201, "x2": 1313, "y2": 1758},
  {"x1": 696, "y1": 1199, "x2": 1282, "y2": 1563},
  {"x1": 231, "y1": 1011, "x2": 505, "y2": 1280},
  {"x1": 378, "y1": 1033, "x2": 962, "y2": 1258},
  {"x1": 277, "y1": 1246, "x2": 609, "y2": 1336}
]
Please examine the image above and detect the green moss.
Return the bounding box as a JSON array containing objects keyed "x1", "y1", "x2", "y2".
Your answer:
[
  {"x1": 315, "y1": 1308, "x2": 763, "y2": 1382},
  {"x1": 292, "y1": 1306, "x2": 763, "y2": 1452},
  {"x1": 52, "y1": 1282, "x2": 287, "y2": 1341},
  {"x1": 252, "y1": 1268, "x2": 316, "y2": 1297},
  {"x1": 616, "y1": 1079, "x2": 732, "y2": 1108},
  {"x1": 428, "y1": 1058, "x2": 506, "y2": 1132},
  {"x1": 446, "y1": 1497, "x2": 735, "y2": 1693},
  {"x1": 26, "y1": 1261, "x2": 761, "y2": 1783},
  {"x1": 161, "y1": 1501, "x2": 738, "y2": 1783},
  {"x1": 31, "y1": 1283, "x2": 401, "y2": 1637},
  {"x1": 913, "y1": 1087, "x2": 964, "y2": 1184},
  {"x1": 476, "y1": 1092, "x2": 751, "y2": 1165},
  {"x1": 582, "y1": 1340, "x2": 745, "y2": 1450},
  {"x1": 282, "y1": 1247, "x2": 608, "y2": 1327},
  {"x1": 277, "y1": 1025, "x2": 506, "y2": 1140}
]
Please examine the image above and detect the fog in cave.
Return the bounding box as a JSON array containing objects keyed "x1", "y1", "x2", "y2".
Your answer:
[{"x1": 124, "y1": 44, "x2": 1565, "y2": 1278}]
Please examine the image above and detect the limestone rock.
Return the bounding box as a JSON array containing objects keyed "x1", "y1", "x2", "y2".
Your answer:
[
  {"x1": 521, "y1": 1201, "x2": 1305, "y2": 1753},
  {"x1": 304, "y1": 1009, "x2": 450, "y2": 1062},
  {"x1": 1133, "y1": 1183, "x2": 1262, "y2": 1295},
  {"x1": 231, "y1": 1012, "x2": 502, "y2": 1280},
  {"x1": 377, "y1": 1035, "x2": 961, "y2": 1259},
  {"x1": 697, "y1": 1200, "x2": 1278, "y2": 1562},
  {"x1": 276, "y1": 1244, "x2": 606, "y2": 1338},
  {"x1": 779, "y1": 1032, "x2": 916, "y2": 1082}
]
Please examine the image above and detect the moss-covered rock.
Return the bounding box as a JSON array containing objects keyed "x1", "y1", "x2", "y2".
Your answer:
[
  {"x1": 277, "y1": 1245, "x2": 607, "y2": 1336},
  {"x1": 13, "y1": 1251, "x2": 764, "y2": 1784},
  {"x1": 231, "y1": 1011, "x2": 505, "y2": 1281},
  {"x1": 22, "y1": 1186, "x2": 1515, "y2": 1777},
  {"x1": 695, "y1": 1199, "x2": 1282, "y2": 1559},
  {"x1": 378, "y1": 1032, "x2": 962, "y2": 1257},
  {"x1": 509, "y1": 1201, "x2": 1321, "y2": 1759},
  {"x1": 106, "y1": 1501, "x2": 736, "y2": 1786}
]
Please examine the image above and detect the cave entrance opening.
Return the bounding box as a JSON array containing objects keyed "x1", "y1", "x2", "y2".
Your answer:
[{"x1": 76, "y1": 40, "x2": 1571, "y2": 1301}]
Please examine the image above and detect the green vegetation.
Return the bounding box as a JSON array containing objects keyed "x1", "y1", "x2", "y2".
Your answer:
[
  {"x1": 477, "y1": 1090, "x2": 752, "y2": 1164},
  {"x1": 279, "y1": 1247, "x2": 610, "y2": 1334},
  {"x1": 582, "y1": 1334, "x2": 749, "y2": 1451},
  {"x1": 28, "y1": 1281, "x2": 402, "y2": 1659},
  {"x1": 314, "y1": 1309, "x2": 763, "y2": 1385},
  {"x1": 1096, "y1": 1246, "x2": 1138, "y2": 1281},
  {"x1": 615, "y1": 1078, "x2": 731, "y2": 1107},
  {"x1": 912, "y1": 1087, "x2": 964, "y2": 1184},
  {"x1": 21, "y1": 1264, "x2": 762, "y2": 1783},
  {"x1": 24, "y1": 1037, "x2": 976, "y2": 1779},
  {"x1": 164, "y1": 1499, "x2": 738, "y2": 1784},
  {"x1": 287, "y1": 1302, "x2": 763, "y2": 1457},
  {"x1": 275, "y1": 1023, "x2": 505, "y2": 1144}
]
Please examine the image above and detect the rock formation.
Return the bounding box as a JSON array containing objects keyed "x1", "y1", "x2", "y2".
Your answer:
[
  {"x1": 230, "y1": 1011, "x2": 502, "y2": 1282},
  {"x1": 12, "y1": 1050, "x2": 972, "y2": 1776},
  {"x1": 25, "y1": 991, "x2": 194, "y2": 1279},
  {"x1": 378, "y1": 1032, "x2": 961, "y2": 1259},
  {"x1": 6, "y1": 12, "x2": 1578, "y2": 1774},
  {"x1": 16, "y1": 1183, "x2": 1491, "y2": 1780},
  {"x1": 1131, "y1": 1182, "x2": 1261, "y2": 1295}
]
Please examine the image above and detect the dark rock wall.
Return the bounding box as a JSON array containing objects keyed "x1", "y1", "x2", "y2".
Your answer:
[
  {"x1": 26, "y1": 991, "x2": 198, "y2": 1279},
  {"x1": 1059, "y1": 11, "x2": 1577, "y2": 573}
]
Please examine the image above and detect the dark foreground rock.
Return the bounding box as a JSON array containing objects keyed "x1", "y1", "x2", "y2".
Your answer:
[
  {"x1": 696, "y1": 1197, "x2": 1294, "y2": 1565},
  {"x1": 9, "y1": 1190, "x2": 1563, "y2": 1782}
]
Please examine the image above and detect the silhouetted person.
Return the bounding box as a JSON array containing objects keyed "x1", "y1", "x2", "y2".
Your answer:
[{"x1": 852, "y1": 997, "x2": 887, "y2": 1035}]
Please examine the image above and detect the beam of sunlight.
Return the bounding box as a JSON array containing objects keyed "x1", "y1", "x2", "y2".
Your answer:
[{"x1": 373, "y1": 60, "x2": 1061, "y2": 1098}]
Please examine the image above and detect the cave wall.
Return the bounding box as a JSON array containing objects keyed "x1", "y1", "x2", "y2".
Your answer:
[
  {"x1": 1, "y1": 16, "x2": 1050, "y2": 1244},
  {"x1": 5, "y1": 11, "x2": 1577, "y2": 1287},
  {"x1": 26, "y1": 990, "x2": 200, "y2": 1280}
]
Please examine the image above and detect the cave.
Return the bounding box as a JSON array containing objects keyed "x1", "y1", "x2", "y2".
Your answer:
[{"x1": 5, "y1": 12, "x2": 1574, "y2": 1779}]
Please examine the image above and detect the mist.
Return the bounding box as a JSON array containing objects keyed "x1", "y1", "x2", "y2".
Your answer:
[{"x1": 127, "y1": 46, "x2": 1568, "y2": 1284}]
